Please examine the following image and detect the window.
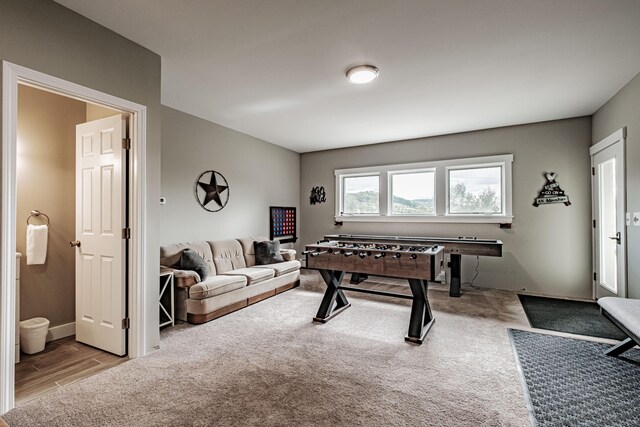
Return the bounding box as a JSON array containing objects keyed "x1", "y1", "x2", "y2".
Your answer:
[
  {"x1": 335, "y1": 154, "x2": 513, "y2": 223},
  {"x1": 448, "y1": 166, "x2": 502, "y2": 214},
  {"x1": 390, "y1": 171, "x2": 435, "y2": 215},
  {"x1": 341, "y1": 174, "x2": 379, "y2": 214}
]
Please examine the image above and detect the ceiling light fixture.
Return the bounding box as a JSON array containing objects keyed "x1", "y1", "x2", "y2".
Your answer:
[{"x1": 346, "y1": 65, "x2": 379, "y2": 84}]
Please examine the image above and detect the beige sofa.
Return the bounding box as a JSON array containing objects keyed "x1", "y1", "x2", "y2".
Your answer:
[{"x1": 160, "y1": 237, "x2": 300, "y2": 324}]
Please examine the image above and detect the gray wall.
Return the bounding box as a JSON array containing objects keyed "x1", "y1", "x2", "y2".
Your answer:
[
  {"x1": 17, "y1": 85, "x2": 84, "y2": 327},
  {"x1": 161, "y1": 106, "x2": 300, "y2": 247},
  {"x1": 300, "y1": 118, "x2": 593, "y2": 298},
  {"x1": 592, "y1": 71, "x2": 640, "y2": 299},
  {"x1": 0, "y1": 0, "x2": 162, "y2": 352}
]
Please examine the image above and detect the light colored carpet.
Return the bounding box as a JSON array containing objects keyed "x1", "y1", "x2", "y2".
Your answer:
[{"x1": 3, "y1": 271, "x2": 531, "y2": 426}]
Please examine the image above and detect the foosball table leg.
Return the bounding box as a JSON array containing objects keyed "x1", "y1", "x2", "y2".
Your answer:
[
  {"x1": 405, "y1": 279, "x2": 435, "y2": 345},
  {"x1": 313, "y1": 270, "x2": 351, "y2": 323}
]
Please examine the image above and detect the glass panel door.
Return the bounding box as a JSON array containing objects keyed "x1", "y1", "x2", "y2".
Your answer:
[{"x1": 598, "y1": 158, "x2": 617, "y2": 293}]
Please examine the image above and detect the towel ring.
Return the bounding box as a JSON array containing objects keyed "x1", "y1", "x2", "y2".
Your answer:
[{"x1": 26, "y1": 210, "x2": 50, "y2": 226}]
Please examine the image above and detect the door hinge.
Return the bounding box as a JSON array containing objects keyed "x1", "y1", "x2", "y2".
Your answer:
[
  {"x1": 593, "y1": 219, "x2": 596, "y2": 228},
  {"x1": 592, "y1": 167, "x2": 595, "y2": 176},
  {"x1": 122, "y1": 228, "x2": 131, "y2": 239},
  {"x1": 594, "y1": 272, "x2": 597, "y2": 281},
  {"x1": 122, "y1": 318, "x2": 130, "y2": 330},
  {"x1": 122, "y1": 137, "x2": 131, "y2": 150}
]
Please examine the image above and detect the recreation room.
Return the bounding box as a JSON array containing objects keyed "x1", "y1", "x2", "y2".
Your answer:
[{"x1": 1, "y1": 0, "x2": 639, "y2": 425}]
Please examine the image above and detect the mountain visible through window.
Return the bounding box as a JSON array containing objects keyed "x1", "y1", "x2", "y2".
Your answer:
[
  {"x1": 343, "y1": 175, "x2": 379, "y2": 214},
  {"x1": 391, "y1": 171, "x2": 435, "y2": 214}
]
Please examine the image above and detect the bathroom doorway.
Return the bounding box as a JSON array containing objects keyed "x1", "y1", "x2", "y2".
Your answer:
[
  {"x1": 13, "y1": 84, "x2": 129, "y2": 405},
  {"x1": 2, "y1": 61, "x2": 150, "y2": 414}
]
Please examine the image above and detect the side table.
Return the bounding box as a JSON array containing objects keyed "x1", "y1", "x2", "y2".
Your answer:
[{"x1": 159, "y1": 269, "x2": 175, "y2": 328}]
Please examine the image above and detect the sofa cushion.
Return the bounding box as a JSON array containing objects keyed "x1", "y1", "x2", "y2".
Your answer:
[
  {"x1": 189, "y1": 275, "x2": 247, "y2": 300},
  {"x1": 180, "y1": 249, "x2": 209, "y2": 280},
  {"x1": 210, "y1": 239, "x2": 247, "y2": 273},
  {"x1": 220, "y1": 267, "x2": 275, "y2": 285},
  {"x1": 160, "y1": 241, "x2": 216, "y2": 276},
  {"x1": 237, "y1": 236, "x2": 268, "y2": 267},
  {"x1": 254, "y1": 260, "x2": 301, "y2": 276},
  {"x1": 255, "y1": 240, "x2": 285, "y2": 265}
]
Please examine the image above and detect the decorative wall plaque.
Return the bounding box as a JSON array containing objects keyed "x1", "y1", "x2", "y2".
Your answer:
[
  {"x1": 533, "y1": 172, "x2": 571, "y2": 207},
  {"x1": 310, "y1": 186, "x2": 326, "y2": 205},
  {"x1": 195, "y1": 170, "x2": 229, "y2": 212}
]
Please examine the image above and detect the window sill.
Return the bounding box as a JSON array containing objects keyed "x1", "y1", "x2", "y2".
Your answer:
[{"x1": 335, "y1": 215, "x2": 513, "y2": 224}]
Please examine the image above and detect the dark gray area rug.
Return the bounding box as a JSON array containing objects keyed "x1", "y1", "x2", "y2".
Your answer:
[
  {"x1": 518, "y1": 294, "x2": 627, "y2": 340},
  {"x1": 509, "y1": 329, "x2": 640, "y2": 427}
]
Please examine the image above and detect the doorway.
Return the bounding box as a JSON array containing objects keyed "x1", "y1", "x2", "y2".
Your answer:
[
  {"x1": 591, "y1": 128, "x2": 626, "y2": 299},
  {"x1": 2, "y1": 61, "x2": 149, "y2": 414}
]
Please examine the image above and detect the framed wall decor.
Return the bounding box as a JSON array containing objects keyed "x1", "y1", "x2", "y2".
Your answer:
[
  {"x1": 269, "y1": 206, "x2": 297, "y2": 243},
  {"x1": 195, "y1": 170, "x2": 230, "y2": 212}
]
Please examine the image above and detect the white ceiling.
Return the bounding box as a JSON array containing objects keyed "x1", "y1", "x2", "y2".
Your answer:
[{"x1": 55, "y1": 0, "x2": 640, "y2": 153}]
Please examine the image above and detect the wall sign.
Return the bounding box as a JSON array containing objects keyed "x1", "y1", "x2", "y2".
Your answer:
[
  {"x1": 310, "y1": 186, "x2": 326, "y2": 205},
  {"x1": 195, "y1": 170, "x2": 229, "y2": 212},
  {"x1": 533, "y1": 172, "x2": 571, "y2": 207}
]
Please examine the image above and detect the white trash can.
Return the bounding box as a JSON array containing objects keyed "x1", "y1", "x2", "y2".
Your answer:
[{"x1": 19, "y1": 317, "x2": 49, "y2": 354}]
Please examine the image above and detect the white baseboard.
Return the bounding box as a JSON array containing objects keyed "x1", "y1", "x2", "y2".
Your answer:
[{"x1": 46, "y1": 322, "x2": 75, "y2": 342}]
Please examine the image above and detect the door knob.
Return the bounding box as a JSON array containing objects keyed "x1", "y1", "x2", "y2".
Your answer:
[
  {"x1": 69, "y1": 240, "x2": 81, "y2": 248},
  {"x1": 608, "y1": 232, "x2": 621, "y2": 245}
]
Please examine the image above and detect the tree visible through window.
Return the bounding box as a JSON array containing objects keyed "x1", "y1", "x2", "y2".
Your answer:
[
  {"x1": 342, "y1": 175, "x2": 379, "y2": 214},
  {"x1": 449, "y1": 167, "x2": 502, "y2": 214}
]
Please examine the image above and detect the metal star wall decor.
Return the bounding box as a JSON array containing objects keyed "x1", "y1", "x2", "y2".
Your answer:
[{"x1": 195, "y1": 170, "x2": 230, "y2": 212}]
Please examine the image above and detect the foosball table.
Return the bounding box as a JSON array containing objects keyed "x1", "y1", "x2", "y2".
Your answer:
[
  {"x1": 324, "y1": 234, "x2": 503, "y2": 297},
  {"x1": 304, "y1": 239, "x2": 445, "y2": 345}
]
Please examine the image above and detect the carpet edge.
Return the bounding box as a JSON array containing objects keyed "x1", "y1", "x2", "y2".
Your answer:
[{"x1": 507, "y1": 329, "x2": 537, "y2": 427}]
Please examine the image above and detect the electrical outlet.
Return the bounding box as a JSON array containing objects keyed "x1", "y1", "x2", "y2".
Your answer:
[{"x1": 633, "y1": 212, "x2": 640, "y2": 226}]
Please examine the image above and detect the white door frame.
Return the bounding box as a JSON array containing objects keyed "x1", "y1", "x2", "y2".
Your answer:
[
  {"x1": 1, "y1": 61, "x2": 149, "y2": 413},
  {"x1": 590, "y1": 127, "x2": 626, "y2": 299}
]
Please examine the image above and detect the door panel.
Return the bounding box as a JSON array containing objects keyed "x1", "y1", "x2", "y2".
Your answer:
[
  {"x1": 592, "y1": 133, "x2": 626, "y2": 299},
  {"x1": 75, "y1": 114, "x2": 127, "y2": 356}
]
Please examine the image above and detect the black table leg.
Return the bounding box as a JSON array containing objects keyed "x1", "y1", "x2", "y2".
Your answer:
[
  {"x1": 405, "y1": 279, "x2": 435, "y2": 345},
  {"x1": 313, "y1": 270, "x2": 351, "y2": 323},
  {"x1": 449, "y1": 254, "x2": 462, "y2": 297}
]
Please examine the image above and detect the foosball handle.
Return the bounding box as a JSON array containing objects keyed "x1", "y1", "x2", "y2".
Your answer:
[
  {"x1": 374, "y1": 253, "x2": 385, "y2": 259},
  {"x1": 393, "y1": 253, "x2": 401, "y2": 259},
  {"x1": 343, "y1": 251, "x2": 354, "y2": 257}
]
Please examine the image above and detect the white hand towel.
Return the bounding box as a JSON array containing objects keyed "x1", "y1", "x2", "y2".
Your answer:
[{"x1": 26, "y1": 224, "x2": 48, "y2": 265}]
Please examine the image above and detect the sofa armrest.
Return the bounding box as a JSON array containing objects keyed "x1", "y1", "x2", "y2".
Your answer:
[
  {"x1": 280, "y1": 249, "x2": 296, "y2": 261},
  {"x1": 160, "y1": 266, "x2": 202, "y2": 288}
]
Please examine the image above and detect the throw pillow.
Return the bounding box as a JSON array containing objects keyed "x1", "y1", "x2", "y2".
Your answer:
[
  {"x1": 180, "y1": 249, "x2": 208, "y2": 280},
  {"x1": 254, "y1": 240, "x2": 285, "y2": 265}
]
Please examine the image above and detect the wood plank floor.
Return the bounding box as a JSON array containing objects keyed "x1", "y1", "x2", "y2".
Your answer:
[{"x1": 15, "y1": 336, "x2": 127, "y2": 406}]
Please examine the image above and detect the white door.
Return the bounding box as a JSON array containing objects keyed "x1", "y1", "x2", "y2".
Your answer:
[
  {"x1": 75, "y1": 114, "x2": 127, "y2": 355},
  {"x1": 591, "y1": 129, "x2": 626, "y2": 299}
]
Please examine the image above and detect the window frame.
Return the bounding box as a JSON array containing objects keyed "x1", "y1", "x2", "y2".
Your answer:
[
  {"x1": 337, "y1": 172, "x2": 381, "y2": 216},
  {"x1": 334, "y1": 154, "x2": 513, "y2": 223},
  {"x1": 445, "y1": 163, "x2": 506, "y2": 216},
  {"x1": 388, "y1": 168, "x2": 436, "y2": 216}
]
